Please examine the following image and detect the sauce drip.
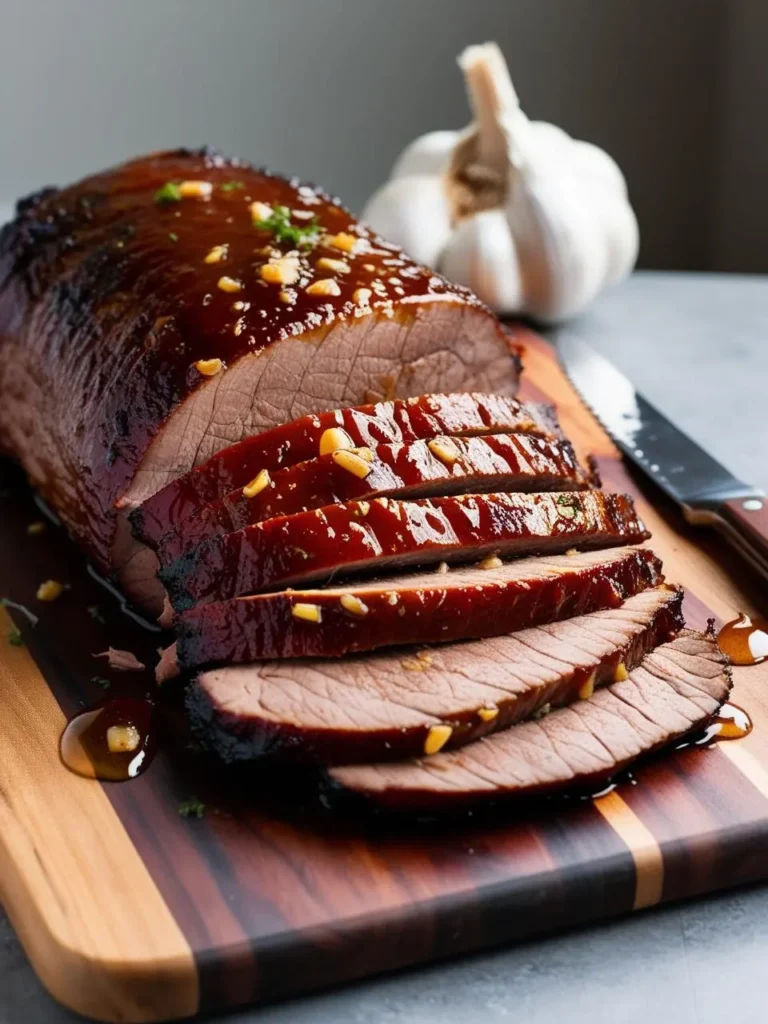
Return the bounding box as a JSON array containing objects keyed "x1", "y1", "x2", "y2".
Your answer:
[
  {"x1": 60, "y1": 698, "x2": 156, "y2": 781},
  {"x1": 686, "y1": 702, "x2": 753, "y2": 748},
  {"x1": 717, "y1": 613, "x2": 768, "y2": 666}
]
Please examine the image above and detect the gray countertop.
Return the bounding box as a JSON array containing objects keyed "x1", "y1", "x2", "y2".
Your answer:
[{"x1": 3, "y1": 271, "x2": 768, "y2": 1024}]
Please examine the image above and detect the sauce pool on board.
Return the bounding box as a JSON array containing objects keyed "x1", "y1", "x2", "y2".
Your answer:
[
  {"x1": 60, "y1": 698, "x2": 156, "y2": 781},
  {"x1": 688, "y1": 703, "x2": 753, "y2": 748},
  {"x1": 717, "y1": 613, "x2": 768, "y2": 666}
]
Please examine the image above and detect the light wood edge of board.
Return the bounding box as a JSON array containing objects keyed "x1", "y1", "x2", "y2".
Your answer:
[
  {"x1": 593, "y1": 791, "x2": 664, "y2": 910},
  {"x1": 0, "y1": 607, "x2": 198, "y2": 1023}
]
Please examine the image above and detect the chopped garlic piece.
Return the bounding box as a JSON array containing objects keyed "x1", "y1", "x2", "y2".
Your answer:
[
  {"x1": 250, "y1": 200, "x2": 273, "y2": 223},
  {"x1": 478, "y1": 554, "x2": 503, "y2": 570},
  {"x1": 242, "y1": 469, "x2": 271, "y2": 499},
  {"x1": 217, "y1": 275, "x2": 242, "y2": 293},
  {"x1": 178, "y1": 180, "x2": 213, "y2": 199},
  {"x1": 319, "y1": 426, "x2": 354, "y2": 455},
  {"x1": 291, "y1": 602, "x2": 322, "y2": 624},
  {"x1": 204, "y1": 244, "x2": 228, "y2": 264},
  {"x1": 331, "y1": 449, "x2": 372, "y2": 478},
  {"x1": 353, "y1": 287, "x2": 372, "y2": 306},
  {"x1": 614, "y1": 661, "x2": 628, "y2": 682},
  {"x1": 107, "y1": 724, "x2": 141, "y2": 754},
  {"x1": 424, "y1": 724, "x2": 452, "y2": 755},
  {"x1": 317, "y1": 257, "x2": 351, "y2": 275},
  {"x1": 36, "y1": 580, "x2": 64, "y2": 602},
  {"x1": 195, "y1": 358, "x2": 223, "y2": 376},
  {"x1": 578, "y1": 670, "x2": 597, "y2": 700},
  {"x1": 478, "y1": 706, "x2": 499, "y2": 722},
  {"x1": 340, "y1": 593, "x2": 369, "y2": 617},
  {"x1": 306, "y1": 278, "x2": 341, "y2": 297},
  {"x1": 427, "y1": 437, "x2": 460, "y2": 465},
  {"x1": 326, "y1": 232, "x2": 359, "y2": 253},
  {"x1": 260, "y1": 256, "x2": 300, "y2": 286}
]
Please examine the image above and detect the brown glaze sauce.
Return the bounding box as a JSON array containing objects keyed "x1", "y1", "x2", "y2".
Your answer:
[
  {"x1": 677, "y1": 702, "x2": 753, "y2": 751},
  {"x1": 60, "y1": 698, "x2": 156, "y2": 781},
  {"x1": 717, "y1": 613, "x2": 768, "y2": 666},
  {"x1": 694, "y1": 703, "x2": 753, "y2": 746}
]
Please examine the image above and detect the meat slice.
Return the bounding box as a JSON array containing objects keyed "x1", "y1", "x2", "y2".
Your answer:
[
  {"x1": 0, "y1": 150, "x2": 518, "y2": 615},
  {"x1": 132, "y1": 393, "x2": 561, "y2": 548},
  {"x1": 161, "y1": 491, "x2": 649, "y2": 611},
  {"x1": 329, "y1": 631, "x2": 731, "y2": 811},
  {"x1": 174, "y1": 546, "x2": 663, "y2": 668},
  {"x1": 188, "y1": 586, "x2": 683, "y2": 764},
  {"x1": 154, "y1": 434, "x2": 595, "y2": 564}
]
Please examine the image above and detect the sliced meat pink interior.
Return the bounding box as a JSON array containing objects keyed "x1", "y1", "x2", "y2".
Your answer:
[
  {"x1": 329, "y1": 630, "x2": 731, "y2": 811},
  {"x1": 188, "y1": 585, "x2": 683, "y2": 764}
]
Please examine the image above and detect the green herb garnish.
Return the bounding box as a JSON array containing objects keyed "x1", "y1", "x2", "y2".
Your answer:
[
  {"x1": 87, "y1": 604, "x2": 105, "y2": 625},
  {"x1": 255, "y1": 204, "x2": 320, "y2": 248},
  {"x1": 178, "y1": 797, "x2": 206, "y2": 819},
  {"x1": 154, "y1": 181, "x2": 182, "y2": 205},
  {"x1": 91, "y1": 676, "x2": 111, "y2": 689},
  {"x1": 220, "y1": 181, "x2": 245, "y2": 193},
  {"x1": 168, "y1": 232, "x2": 179, "y2": 242},
  {"x1": 8, "y1": 627, "x2": 23, "y2": 647}
]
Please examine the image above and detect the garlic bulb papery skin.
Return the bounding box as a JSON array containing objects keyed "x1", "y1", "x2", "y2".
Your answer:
[{"x1": 361, "y1": 43, "x2": 639, "y2": 323}]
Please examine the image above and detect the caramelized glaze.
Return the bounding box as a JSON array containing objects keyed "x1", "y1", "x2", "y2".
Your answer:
[
  {"x1": 717, "y1": 613, "x2": 768, "y2": 665},
  {"x1": 60, "y1": 698, "x2": 155, "y2": 781},
  {"x1": 0, "y1": 149, "x2": 489, "y2": 570}
]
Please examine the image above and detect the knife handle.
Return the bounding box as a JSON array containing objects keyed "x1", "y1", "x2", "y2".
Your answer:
[{"x1": 719, "y1": 497, "x2": 768, "y2": 579}]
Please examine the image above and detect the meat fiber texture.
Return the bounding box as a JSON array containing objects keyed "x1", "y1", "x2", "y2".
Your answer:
[
  {"x1": 172, "y1": 546, "x2": 664, "y2": 668},
  {"x1": 0, "y1": 149, "x2": 517, "y2": 612},
  {"x1": 161, "y1": 490, "x2": 648, "y2": 610},
  {"x1": 188, "y1": 585, "x2": 683, "y2": 764},
  {"x1": 134, "y1": 392, "x2": 560, "y2": 548},
  {"x1": 329, "y1": 631, "x2": 732, "y2": 810}
]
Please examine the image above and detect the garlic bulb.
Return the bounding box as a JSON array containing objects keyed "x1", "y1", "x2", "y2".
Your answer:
[{"x1": 362, "y1": 43, "x2": 639, "y2": 323}]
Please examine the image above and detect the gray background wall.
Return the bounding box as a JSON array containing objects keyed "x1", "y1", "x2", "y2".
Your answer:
[{"x1": 0, "y1": 0, "x2": 763, "y2": 271}]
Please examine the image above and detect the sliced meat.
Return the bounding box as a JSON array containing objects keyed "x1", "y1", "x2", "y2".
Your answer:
[
  {"x1": 329, "y1": 630, "x2": 731, "y2": 811},
  {"x1": 0, "y1": 150, "x2": 518, "y2": 615},
  {"x1": 161, "y1": 491, "x2": 649, "y2": 611},
  {"x1": 173, "y1": 546, "x2": 663, "y2": 668},
  {"x1": 132, "y1": 393, "x2": 561, "y2": 548},
  {"x1": 155, "y1": 433, "x2": 595, "y2": 563},
  {"x1": 188, "y1": 586, "x2": 684, "y2": 764}
]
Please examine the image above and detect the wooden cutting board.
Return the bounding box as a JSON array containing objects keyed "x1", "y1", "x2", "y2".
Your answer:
[{"x1": 2, "y1": 328, "x2": 767, "y2": 1023}]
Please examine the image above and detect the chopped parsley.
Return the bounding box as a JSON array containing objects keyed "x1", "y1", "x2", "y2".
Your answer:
[
  {"x1": 7, "y1": 627, "x2": 23, "y2": 647},
  {"x1": 178, "y1": 796, "x2": 206, "y2": 819},
  {"x1": 255, "y1": 204, "x2": 320, "y2": 248},
  {"x1": 168, "y1": 232, "x2": 179, "y2": 242},
  {"x1": 154, "y1": 181, "x2": 182, "y2": 205},
  {"x1": 91, "y1": 676, "x2": 111, "y2": 689},
  {"x1": 220, "y1": 180, "x2": 245, "y2": 193},
  {"x1": 87, "y1": 604, "x2": 106, "y2": 625}
]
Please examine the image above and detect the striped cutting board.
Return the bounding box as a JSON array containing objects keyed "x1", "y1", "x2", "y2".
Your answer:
[{"x1": 1, "y1": 328, "x2": 767, "y2": 1023}]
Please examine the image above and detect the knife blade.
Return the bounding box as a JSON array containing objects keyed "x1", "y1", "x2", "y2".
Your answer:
[{"x1": 557, "y1": 331, "x2": 768, "y2": 581}]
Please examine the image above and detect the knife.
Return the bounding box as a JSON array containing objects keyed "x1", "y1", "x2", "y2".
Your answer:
[{"x1": 557, "y1": 332, "x2": 768, "y2": 581}]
